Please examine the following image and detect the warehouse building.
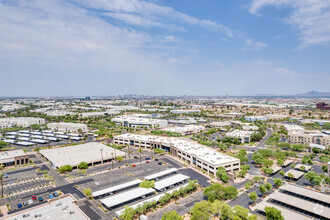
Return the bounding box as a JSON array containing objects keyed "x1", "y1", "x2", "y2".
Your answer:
[
  {"x1": 47, "y1": 122, "x2": 88, "y2": 133},
  {"x1": 245, "y1": 116, "x2": 268, "y2": 122},
  {"x1": 40, "y1": 142, "x2": 125, "y2": 169},
  {"x1": 112, "y1": 115, "x2": 168, "y2": 128},
  {"x1": 114, "y1": 134, "x2": 240, "y2": 175},
  {"x1": 0, "y1": 117, "x2": 45, "y2": 128},
  {"x1": 0, "y1": 149, "x2": 30, "y2": 167},
  {"x1": 160, "y1": 125, "x2": 205, "y2": 135}
]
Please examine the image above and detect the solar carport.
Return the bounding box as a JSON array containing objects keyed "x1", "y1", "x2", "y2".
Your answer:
[
  {"x1": 100, "y1": 188, "x2": 155, "y2": 209},
  {"x1": 153, "y1": 173, "x2": 189, "y2": 191},
  {"x1": 92, "y1": 179, "x2": 142, "y2": 198},
  {"x1": 144, "y1": 168, "x2": 178, "y2": 181}
]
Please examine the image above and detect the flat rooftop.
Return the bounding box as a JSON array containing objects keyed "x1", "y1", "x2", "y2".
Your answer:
[
  {"x1": 0, "y1": 149, "x2": 26, "y2": 163},
  {"x1": 92, "y1": 179, "x2": 142, "y2": 197},
  {"x1": 7, "y1": 195, "x2": 88, "y2": 220},
  {"x1": 116, "y1": 134, "x2": 239, "y2": 166},
  {"x1": 144, "y1": 168, "x2": 178, "y2": 181},
  {"x1": 101, "y1": 187, "x2": 155, "y2": 208},
  {"x1": 153, "y1": 173, "x2": 189, "y2": 191},
  {"x1": 40, "y1": 142, "x2": 125, "y2": 168},
  {"x1": 285, "y1": 169, "x2": 305, "y2": 179}
]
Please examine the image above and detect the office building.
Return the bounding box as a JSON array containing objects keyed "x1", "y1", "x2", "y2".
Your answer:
[
  {"x1": 0, "y1": 149, "x2": 30, "y2": 167},
  {"x1": 114, "y1": 134, "x2": 240, "y2": 175},
  {"x1": 112, "y1": 115, "x2": 168, "y2": 128},
  {"x1": 225, "y1": 130, "x2": 254, "y2": 143},
  {"x1": 288, "y1": 130, "x2": 330, "y2": 146},
  {"x1": 161, "y1": 125, "x2": 205, "y2": 135}
]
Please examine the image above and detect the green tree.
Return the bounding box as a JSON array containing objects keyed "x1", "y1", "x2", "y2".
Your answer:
[
  {"x1": 120, "y1": 206, "x2": 135, "y2": 220},
  {"x1": 83, "y1": 188, "x2": 92, "y2": 197},
  {"x1": 204, "y1": 183, "x2": 238, "y2": 202},
  {"x1": 322, "y1": 165, "x2": 328, "y2": 173},
  {"x1": 0, "y1": 141, "x2": 10, "y2": 149},
  {"x1": 233, "y1": 205, "x2": 249, "y2": 220},
  {"x1": 161, "y1": 211, "x2": 182, "y2": 220},
  {"x1": 116, "y1": 156, "x2": 124, "y2": 162},
  {"x1": 259, "y1": 185, "x2": 267, "y2": 194},
  {"x1": 265, "y1": 206, "x2": 284, "y2": 220},
  {"x1": 274, "y1": 178, "x2": 283, "y2": 187},
  {"x1": 216, "y1": 167, "x2": 229, "y2": 183},
  {"x1": 279, "y1": 170, "x2": 285, "y2": 176},
  {"x1": 190, "y1": 201, "x2": 212, "y2": 220},
  {"x1": 139, "y1": 180, "x2": 155, "y2": 188},
  {"x1": 245, "y1": 182, "x2": 252, "y2": 190},
  {"x1": 265, "y1": 182, "x2": 272, "y2": 191},
  {"x1": 287, "y1": 172, "x2": 294, "y2": 180},
  {"x1": 78, "y1": 161, "x2": 88, "y2": 169},
  {"x1": 249, "y1": 192, "x2": 258, "y2": 203}
]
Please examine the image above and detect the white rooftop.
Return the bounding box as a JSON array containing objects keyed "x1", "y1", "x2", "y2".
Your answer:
[
  {"x1": 153, "y1": 174, "x2": 189, "y2": 191},
  {"x1": 92, "y1": 179, "x2": 142, "y2": 197},
  {"x1": 116, "y1": 134, "x2": 239, "y2": 166},
  {"x1": 40, "y1": 142, "x2": 125, "y2": 168},
  {"x1": 144, "y1": 168, "x2": 178, "y2": 181},
  {"x1": 101, "y1": 187, "x2": 155, "y2": 208},
  {"x1": 8, "y1": 195, "x2": 88, "y2": 220}
]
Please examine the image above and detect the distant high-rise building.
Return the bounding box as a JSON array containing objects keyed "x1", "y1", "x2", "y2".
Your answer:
[
  {"x1": 316, "y1": 102, "x2": 330, "y2": 110},
  {"x1": 85, "y1": 97, "x2": 91, "y2": 101}
]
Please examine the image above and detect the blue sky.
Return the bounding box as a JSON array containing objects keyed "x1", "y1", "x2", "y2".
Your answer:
[{"x1": 0, "y1": 0, "x2": 329, "y2": 96}]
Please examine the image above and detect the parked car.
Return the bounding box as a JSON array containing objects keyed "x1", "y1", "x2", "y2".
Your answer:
[
  {"x1": 28, "y1": 199, "x2": 33, "y2": 204},
  {"x1": 17, "y1": 203, "x2": 22, "y2": 208},
  {"x1": 53, "y1": 192, "x2": 59, "y2": 197},
  {"x1": 38, "y1": 197, "x2": 43, "y2": 202},
  {"x1": 134, "y1": 156, "x2": 138, "y2": 159},
  {"x1": 32, "y1": 195, "x2": 37, "y2": 200},
  {"x1": 146, "y1": 157, "x2": 151, "y2": 160},
  {"x1": 154, "y1": 158, "x2": 158, "y2": 161},
  {"x1": 146, "y1": 161, "x2": 149, "y2": 163},
  {"x1": 132, "y1": 164, "x2": 136, "y2": 167},
  {"x1": 158, "y1": 162, "x2": 162, "y2": 165},
  {"x1": 4, "y1": 174, "x2": 8, "y2": 178},
  {"x1": 49, "y1": 194, "x2": 54, "y2": 199},
  {"x1": 23, "y1": 202, "x2": 28, "y2": 206}
]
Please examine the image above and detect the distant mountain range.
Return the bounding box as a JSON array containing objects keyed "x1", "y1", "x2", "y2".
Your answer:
[{"x1": 254, "y1": 91, "x2": 330, "y2": 97}]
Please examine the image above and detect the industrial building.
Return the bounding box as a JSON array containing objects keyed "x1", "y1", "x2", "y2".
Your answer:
[
  {"x1": 160, "y1": 125, "x2": 205, "y2": 135},
  {"x1": 40, "y1": 142, "x2": 125, "y2": 169},
  {"x1": 0, "y1": 149, "x2": 30, "y2": 167},
  {"x1": 244, "y1": 116, "x2": 268, "y2": 122},
  {"x1": 0, "y1": 117, "x2": 45, "y2": 128},
  {"x1": 170, "y1": 109, "x2": 201, "y2": 114},
  {"x1": 47, "y1": 122, "x2": 88, "y2": 133},
  {"x1": 112, "y1": 115, "x2": 168, "y2": 128},
  {"x1": 114, "y1": 134, "x2": 240, "y2": 175}
]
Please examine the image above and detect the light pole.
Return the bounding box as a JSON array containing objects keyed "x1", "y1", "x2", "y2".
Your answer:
[
  {"x1": 111, "y1": 152, "x2": 114, "y2": 169},
  {"x1": 100, "y1": 149, "x2": 104, "y2": 165}
]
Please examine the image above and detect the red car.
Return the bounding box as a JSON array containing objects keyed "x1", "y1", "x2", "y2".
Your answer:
[
  {"x1": 32, "y1": 195, "x2": 37, "y2": 200},
  {"x1": 132, "y1": 164, "x2": 136, "y2": 167},
  {"x1": 146, "y1": 161, "x2": 149, "y2": 163}
]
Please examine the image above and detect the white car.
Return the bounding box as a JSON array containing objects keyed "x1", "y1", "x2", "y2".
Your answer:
[
  {"x1": 95, "y1": 182, "x2": 100, "y2": 186},
  {"x1": 28, "y1": 199, "x2": 33, "y2": 204}
]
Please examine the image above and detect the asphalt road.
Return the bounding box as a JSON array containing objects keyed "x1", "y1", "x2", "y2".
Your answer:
[{"x1": 255, "y1": 128, "x2": 273, "y2": 148}]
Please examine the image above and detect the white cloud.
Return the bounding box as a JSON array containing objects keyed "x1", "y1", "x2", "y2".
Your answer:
[
  {"x1": 249, "y1": 0, "x2": 330, "y2": 47},
  {"x1": 244, "y1": 38, "x2": 268, "y2": 50},
  {"x1": 73, "y1": 0, "x2": 234, "y2": 37}
]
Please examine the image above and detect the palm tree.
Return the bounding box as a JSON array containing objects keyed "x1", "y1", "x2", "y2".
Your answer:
[{"x1": 0, "y1": 173, "x2": 4, "y2": 197}]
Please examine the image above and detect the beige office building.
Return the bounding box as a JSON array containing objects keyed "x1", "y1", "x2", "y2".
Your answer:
[{"x1": 288, "y1": 130, "x2": 330, "y2": 146}]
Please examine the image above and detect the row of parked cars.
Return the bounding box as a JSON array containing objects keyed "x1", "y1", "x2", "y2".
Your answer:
[{"x1": 17, "y1": 192, "x2": 59, "y2": 208}]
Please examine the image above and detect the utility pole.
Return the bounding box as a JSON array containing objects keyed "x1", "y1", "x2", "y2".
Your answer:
[{"x1": 125, "y1": 152, "x2": 127, "y2": 165}]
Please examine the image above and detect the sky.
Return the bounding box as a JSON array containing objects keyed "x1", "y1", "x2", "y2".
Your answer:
[{"x1": 0, "y1": 0, "x2": 330, "y2": 97}]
